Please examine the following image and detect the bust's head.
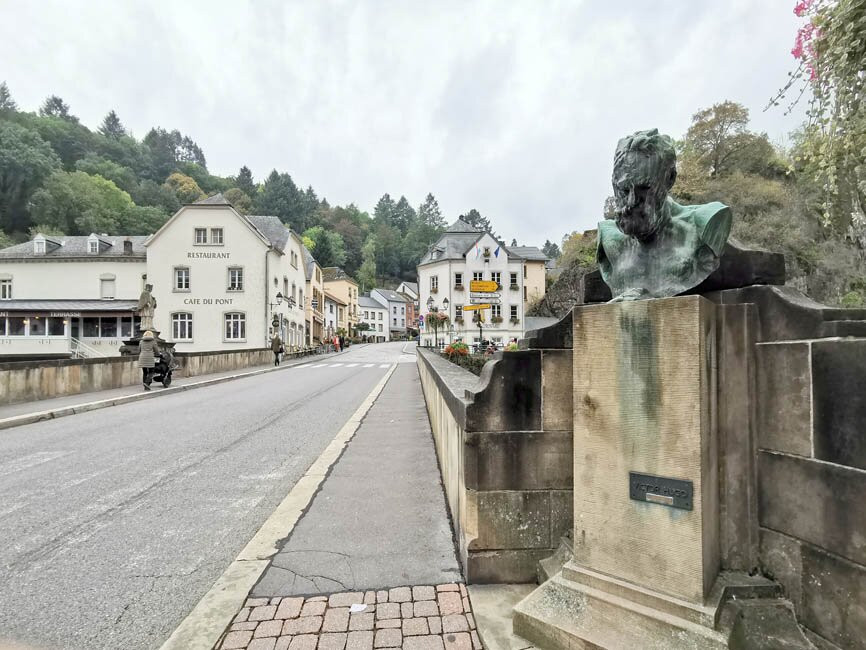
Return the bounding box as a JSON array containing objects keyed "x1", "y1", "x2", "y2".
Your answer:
[
  {"x1": 144, "y1": 283, "x2": 153, "y2": 292},
  {"x1": 612, "y1": 129, "x2": 677, "y2": 242}
]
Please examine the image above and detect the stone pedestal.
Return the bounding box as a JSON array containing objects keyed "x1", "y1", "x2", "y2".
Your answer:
[{"x1": 513, "y1": 296, "x2": 809, "y2": 649}]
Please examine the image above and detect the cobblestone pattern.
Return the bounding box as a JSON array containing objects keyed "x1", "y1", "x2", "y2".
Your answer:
[{"x1": 217, "y1": 584, "x2": 481, "y2": 650}]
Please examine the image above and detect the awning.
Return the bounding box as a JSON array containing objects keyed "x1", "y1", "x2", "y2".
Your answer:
[{"x1": 0, "y1": 299, "x2": 139, "y2": 312}]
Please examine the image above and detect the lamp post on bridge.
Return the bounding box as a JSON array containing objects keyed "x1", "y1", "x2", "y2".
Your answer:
[{"x1": 425, "y1": 296, "x2": 450, "y2": 348}]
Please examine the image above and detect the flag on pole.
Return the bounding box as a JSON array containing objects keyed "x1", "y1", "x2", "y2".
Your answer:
[
  {"x1": 475, "y1": 243, "x2": 481, "y2": 258},
  {"x1": 494, "y1": 245, "x2": 500, "y2": 258}
]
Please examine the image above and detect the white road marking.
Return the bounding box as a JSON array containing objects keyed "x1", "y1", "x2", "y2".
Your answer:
[
  {"x1": 379, "y1": 364, "x2": 390, "y2": 368},
  {"x1": 0, "y1": 451, "x2": 72, "y2": 474},
  {"x1": 345, "y1": 363, "x2": 359, "y2": 367},
  {"x1": 330, "y1": 363, "x2": 344, "y2": 367},
  {"x1": 160, "y1": 365, "x2": 398, "y2": 650},
  {"x1": 309, "y1": 363, "x2": 328, "y2": 368},
  {"x1": 294, "y1": 364, "x2": 313, "y2": 368},
  {"x1": 363, "y1": 364, "x2": 374, "y2": 368}
]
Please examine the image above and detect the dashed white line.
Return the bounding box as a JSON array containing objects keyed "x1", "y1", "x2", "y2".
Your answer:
[
  {"x1": 330, "y1": 363, "x2": 344, "y2": 367},
  {"x1": 379, "y1": 364, "x2": 390, "y2": 368},
  {"x1": 363, "y1": 363, "x2": 375, "y2": 368},
  {"x1": 345, "y1": 363, "x2": 359, "y2": 367}
]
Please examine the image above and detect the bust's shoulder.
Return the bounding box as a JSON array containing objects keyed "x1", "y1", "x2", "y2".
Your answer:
[{"x1": 668, "y1": 198, "x2": 732, "y2": 256}]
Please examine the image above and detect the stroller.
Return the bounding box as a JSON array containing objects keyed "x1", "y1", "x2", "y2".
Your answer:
[{"x1": 151, "y1": 350, "x2": 177, "y2": 387}]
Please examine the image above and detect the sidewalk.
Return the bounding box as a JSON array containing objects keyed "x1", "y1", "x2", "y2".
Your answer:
[
  {"x1": 213, "y1": 362, "x2": 475, "y2": 650},
  {"x1": 0, "y1": 350, "x2": 341, "y2": 424}
]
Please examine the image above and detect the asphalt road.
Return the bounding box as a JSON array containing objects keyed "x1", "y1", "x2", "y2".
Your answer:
[{"x1": 0, "y1": 342, "x2": 412, "y2": 650}]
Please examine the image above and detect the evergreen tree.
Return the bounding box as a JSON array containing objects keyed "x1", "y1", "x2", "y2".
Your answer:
[
  {"x1": 0, "y1": 82, "x2": 17, "y2": 113},
  {"x1": 392, "y1": 195, "x2": 417, "y2": 234},
  {"x1": 357, "y1": 234, "x2": 378, "y2": 291},
  {"x1": 235, "y1": 166, "x2": 257, "y2": 199},
  {"x1": 510, "y1": 238, "x2": 517, "y2": 246},
  {"x1": 418, "y1": 193, "x2": 445, "y2": 228},
  {"x1": 98, "y1": 110, "x2": 127, "y2": 139},
  {"x1": 460, "y1": 208, "x2": 497, "y2": 237},
  {"x1": 39, "y1": 95, "x2": 78, "y2": 122},
  {"x1": 542, "y1": 240, "x2": 561, "y2": 259},
  {"x1": 373, "y1": 193, "x2": 396, "y2": 226},
  {"x1": 256, "y1": 170, "x2": 303, "y2": 231}
]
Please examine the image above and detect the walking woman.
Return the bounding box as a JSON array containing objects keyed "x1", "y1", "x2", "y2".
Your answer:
[
  {"x1": 271, "y1": 333, "x2": 283, "y2": 366},
  {"x1": 138, "y1": 330, "x2": 159, "y2": 390}
]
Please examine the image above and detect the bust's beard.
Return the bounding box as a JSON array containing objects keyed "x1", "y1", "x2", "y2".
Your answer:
[{"x1": 616, "y1": 199, "x2": 667, "y2": 243}]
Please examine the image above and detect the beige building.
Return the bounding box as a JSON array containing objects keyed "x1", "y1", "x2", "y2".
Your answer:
[
  {"x1": 322, "y1": 267, "x2": 359, "y2": 337},
  {"x1": 303, "y1": 245, "x2": 325, "y2": 345}
]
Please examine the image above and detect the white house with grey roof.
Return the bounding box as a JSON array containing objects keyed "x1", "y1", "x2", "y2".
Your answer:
[
  {"x1": 145, "y1": 194, "x2": 309, "y2": 352},
  {"x1": 358, "y1": 294, "x2": 388, "y2": 342},
  {"x1": 416, "y1": 218, "x2": 548, "y2": 347},
  {"x1": 371, "y1": 288, "x2": 409, "y2": 338}
]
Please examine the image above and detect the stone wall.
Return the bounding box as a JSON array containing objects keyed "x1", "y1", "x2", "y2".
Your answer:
[
  {"x1": 417, "y1": 346, "x2": 573, "y2": 584},
  {"x1": 0, "y1": 348, "x2": 314, "y2": 406},
  {"x1": 756, "y1": 337, "x2": 866, "y2": 650}
]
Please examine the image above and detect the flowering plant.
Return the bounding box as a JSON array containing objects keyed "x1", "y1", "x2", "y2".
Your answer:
[{"x1": 444, "y1": 342, "x2": 470, "y2": 358}]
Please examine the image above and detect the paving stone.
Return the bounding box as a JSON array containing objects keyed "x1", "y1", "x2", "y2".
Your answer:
[
  {"x1": 404, "y1": 635, "x2": 445, "y2": 650},
  {"x1": 403, "y1": 618, "x2": 430, "y2": 636},
  {"x1": 437, "y1": 593, "x2": 462, "y2": 616},
  {"x1": 413, "y1": 600, "x2": 439, "y2": 617},
  {"x1": 349, "y1": 612, "x2": 374, "y2": 631},
  {"x1": 376, "y1": 591, "x2": 388, "y2": 603},
  {"x1": 276, "y1": 598, "x2": 305, "y2": 619},
  {"x1": 275, "y1": 637, "x2": 292, "y2": 650},
  {"x1": 323, "y1": 608, "x2": 350, "y2": 632},
  {"x1": 283, "y1": 616, "x2": 323, "y2": 635},
  {"x1": 301, "y1": 601, "x2": 327, "y2": 617},
  {"x1": 222, "y1": 630, "x2": 254, "y2": 649},
  {"x1": 289, "y1": 634, "x2": 318, "y2": 650},
  {"x1": 412, "y1": 586, "x2": 436, "y2": 601},
  {"x1": 249, "y1": 639, "x2": 277, "y2": 650},
  {"x1": 271, "y1": 597, "x2": 284, "y2": 606},
  {"x1": 428, "y1": 617, "x2": 442, "y2": 635},
  {"x1": 247, "y1": 598, "x2": 271, "y2": 608},
  {"x1": 255, "y1": 620, "x2": 285, "y2": 638},
  {"x1": 330, "y1": 592, "x2": 365, "y2": 608},
  {"x1": 319, "y1": 632, "x2": 348, "y2": 650},
  {"x1": 235, "y1": 608, "x2": 251, "y2": 623},
  {"x1": 374, "y1": 628, "x2": 402, "y2": 648},
  {"x1": 232, "y1": 622, "x2": 259, "y2": 632},
  {"x1": 470, "y1": 631, "x2": 482, "y2": 649},
  {"x1": 436, "y1": 584, "x2": 459, "y2": 593},
  {"x1": 376, "y1": 603, "x2": 400, "y2": 620},
  {"x1": 442, "y1": 614, "x2": 469, "y2": 633},
  {"x1": 308, "y1": 596, "x2": 329, "y2": 602},
  {"x1": 401, "y1": 602, "x2": 414, "y2": 618},
  {"x1": 459, "y1": 584, "x2": 467, "y2": 598},
  {"x1": 251, "y1": 605, "x2": 278, "y2": 621},
  {"x1": 389, "y1": 586, "x2": 412, "y2": 602},
  {"x1": 375, "y1": 619, "x2": 402, "y2": 629},
  {"x1": 364, "y1": 591, "x2": 376, "y2": 604},
  {"x1": 346, "y1": 630, "x2": 374, "y2": 650},
  {"x1": 443, "y1": 632, "x2": 472, "y2": 650},
  {"x1": 462, "y1": 597, "x2": 471, "y2": 613},
  {"x1": 466, "y1": 614, "x2": 475, "y2": 630}
]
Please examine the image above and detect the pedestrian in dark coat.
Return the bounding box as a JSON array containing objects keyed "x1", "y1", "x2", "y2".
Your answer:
[
  {"x1": 138, "y1": 331, "x2": 159, "y2": 390},
  {"x1": 271, "y1": 334, "x2": 283, "y2": 366}
]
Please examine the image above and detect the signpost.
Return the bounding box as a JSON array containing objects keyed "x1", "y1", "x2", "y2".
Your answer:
[
  {"x1": 463, "y1": 304, "x2": 490, "y2": 311},
  {"x1": 469, "y1": 280, "x2": 499, "y2": 293}
]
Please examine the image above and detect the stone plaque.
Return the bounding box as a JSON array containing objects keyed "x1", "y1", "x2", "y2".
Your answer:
[{"x1": 629, "y1": 472, "x2": 693, "y2": 510}]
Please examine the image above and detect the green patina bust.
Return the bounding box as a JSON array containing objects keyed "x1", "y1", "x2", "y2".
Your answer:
[{"x1": 598, "y1": 129, "x2": 732, "y2": 301}]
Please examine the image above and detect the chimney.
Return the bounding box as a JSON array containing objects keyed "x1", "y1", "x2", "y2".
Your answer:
[{"x1": 123, "y1": 238, "x2": 133, "y2": 255}]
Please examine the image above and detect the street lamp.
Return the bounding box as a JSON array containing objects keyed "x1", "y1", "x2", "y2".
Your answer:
[{"x1": 269, "y1": 291, "x2": 284, "y2": 310}]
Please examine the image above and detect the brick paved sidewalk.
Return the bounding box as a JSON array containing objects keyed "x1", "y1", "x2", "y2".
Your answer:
[{"x1": 218, "y1": 583, "x2": 481, "y2": 650}]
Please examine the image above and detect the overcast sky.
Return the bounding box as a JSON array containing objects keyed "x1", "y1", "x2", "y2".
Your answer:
[{"x1": 0, "y1": 0, "x2": 807, "y2": 246}]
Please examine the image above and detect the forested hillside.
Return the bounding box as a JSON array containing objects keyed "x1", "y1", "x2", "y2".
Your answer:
[{"x1": 0, "y1": 85, "x2": 489, "y2": 288}]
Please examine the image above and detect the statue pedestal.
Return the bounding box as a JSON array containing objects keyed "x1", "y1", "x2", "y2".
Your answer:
[
  {"x1": 513, "y1": 296, "x2": 800, "y2": 648},
  {"x1": 119, "y1": 329, "x2": 174, "y2": 357}
]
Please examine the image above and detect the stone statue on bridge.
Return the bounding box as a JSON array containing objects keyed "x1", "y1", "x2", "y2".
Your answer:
[
  {"x1": 598, "y1": 128, "x2": 733, "y2": 301},
  {"x1": 135, "y1": 283, "x2": 157, "y2": 331}
]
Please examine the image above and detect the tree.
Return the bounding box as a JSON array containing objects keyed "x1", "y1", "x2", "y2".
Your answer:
[
  {"x1": 224, "y1": 187, "x2": 252, "y2": 214},
  {"x1": 373, "y1": 194, "x2": 396, "y2": 226},
  {"x1": 39, "y1": 95, "x2": 78, "y2": 122},
  {"x1": 178, "y1": 135, "x2": 206, "y2": 169},
  {"x1": 357, "y1": 234, "x2": 378, "y2": 291},
  {"x1": 542, "y1": 240, "x2": 561, "y2": 259},
  {"x1": 98, "y1": 110, "x2": 126, "y2": 139},
  {"x1": 29, "y1": 171, "x2": 134, "y2": 235},
  {"x1": 418, "y1": 193, "x2": 445, "y2": 228},
  {"x1": 0, "y1": 81, "x2": 17, "y2": 114},
  {"x1": 256, "y1": 170, "x2": 303, "y2": 231},
  {"x1": 132, "y1": 179, "x2": 181, "y2": 214},
  {"x1": 603, "y1": 195, "x2": 617, "y2": 219},
  {"x1": 235, "y1": 166, "x2": 257, "y2": 198},
  {"x1": 74, "y1": 154, "x2": 138, "y2": 194},
  {"x1": 510, "y1": 238, "x2": 517, "y2": 246},
  {"x1": 685, "y1": 101, "x2": 759, "y2": 177},
  {"x1": 117, "y1": 205, "x2": 169, "y2": 235},
  {"x1": 392, "y1": 195, "x2": 417, "y2": 234},
  {"x1": 16, "y1": 112, "x2": 95, "y2": 169},
  {"x1": 459, "y1": 208, "x2": 497, "y2": 237},
  {"x1": 164, "y1": 172, "x2": 205, "y2": 204},
  {"x1": 143, "y1": 127, "x2": 180, "y2": 180},
  {"x1": 303, "y1": 226, "x2": 346, "y2": 268},
  {"x1": 177, "y1": 162, "x2": 231, "y2": 194},
  {"x1": 0, "y1": 121, "x2": 61, "y2": 234}
]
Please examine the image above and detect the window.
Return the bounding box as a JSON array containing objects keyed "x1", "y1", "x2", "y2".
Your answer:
[
  {"x1": 316, "y1": 268, "x2": 321, "y2": 282},
  {"x1": 284, "y1": 277, "x2": 289, "y2": 299},
  {"x1": 491, "y1": 271, "x2": 501, "y2": 286},
  {"x1": 47, "y1": 317, "x2": 65, "y2": 336},
  {"x1": 378, "y1": 312, "x2": 382, "y2": 320},
  {"x1": 524, "y1": 265, "x2": 528, "y2": 278},
  {"x1": 510, "y1": 272, "x2": 518, "y2": 287},
  {"x1": 492, "y1": 304, "x2": 501, "y2": 318},
  {"x1": 224, "y1": 312, "x2": 246, "y2": 340},
  {"x1": 524, "y1": 286, "x2": 527, "y2": 300},
  {"x1": 401, "y1": 306, "x2": 405, "y2": 314},
  {"x1": 0, "y1": 278, "x2": 11, "y2": 300},
  {"x1": 88, "y1": 239, "x2": 99, "y2": 254},
  {"x1": 100, "y1": 317, "x2": 117, "y2": 338},
  {"x1": 430, "y1": 275, "x2": 438, "y2": 291},
  {"x1": 455, "y1": 304, "x2": 464, "y2": 315},
  {"x1": 121, "y1": 317, "x2": 134, "y2": 338},
  {"x1": 364, "y1": 311, "x2": 369, "y2": 319},
  {"x1": 83, "y1": 317, "x2": 100, "y2": 337},
  {"x1": 290, "y1": 251, "x2": 298, "y2": 268},
  {"x1": 330, "y1": 304, "x2": 334, "y2": 314},
  {"x1": 8, "y1": 316, "x2": 25, "y2": 336},
  {"x1": 378, "y1": 324, "x2": 383, "y2": 332},
  {"x1": 393, "y1": 306, "x2": 397, "y2": 314},
  {"x1": 299, "y1": 289, "x2": 303, "y2": 308},
  {"x1": 34, "y1": 240, "x2": 45, "y2": 254},
  {"x1": 195, "y1": 228, "x2": 207, "y2": 244},
  {"x1": 174, "y1": 267, "x2": 190, "y2": 291},
  {"x1": 393, "y1": 318, "x2": 397, "y2": 326},
  {"x1": 100, "y1": 277, "x2": 116, "y2": 299},
  {"x1": 172, "y1": 313, "x2": 193, "y2": 340},
  {"x1": 228, "y1": 267, "x2": 244, "y2": 291},
  {"x1": 30, "y1": 316, "x2": 46, "y2": 336},
  {"x1": 510, "y1": 305, "x2": 518, "y2": 319},
  {"x1": 454, "y1": 272, "x2": 463, "y2": 287},
  {"x1": 211, "y1": 228, "x2": 224, "y2": 244},
  {"x1": 473, "y1": 271, "x2": 483, "y2": 282}
]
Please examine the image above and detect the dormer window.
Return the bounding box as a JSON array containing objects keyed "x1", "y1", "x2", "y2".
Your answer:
[
  {"x1": 88, "y1": 235, "x2": 99, "y2": 254},
  {"x1": 34, "y1": 235, "x2": 46, "y2": 255}
]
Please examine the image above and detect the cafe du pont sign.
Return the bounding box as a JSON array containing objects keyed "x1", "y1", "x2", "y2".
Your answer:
[{"x1": 629, "y1": 472, "x2": 693, "y2": 511}]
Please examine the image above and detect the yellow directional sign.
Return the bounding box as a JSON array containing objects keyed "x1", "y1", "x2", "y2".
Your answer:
[
  {"x1": 463, "y1": 304, "x2": 490, "y2": 311},
  {"x1": 469, "y1": 280, "x2": 499, "y2": 293}
]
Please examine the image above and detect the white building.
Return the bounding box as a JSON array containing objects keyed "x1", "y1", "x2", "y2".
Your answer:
[
  {"x1": 416, "y1": 219, "x2": 548, "y2": 347},
  {"x1": 371, "y1": 288, "x2": 408, "y2": 339},
  {"x1": 359, "y1": 294, "x2": 388, "y2": 342},
  {"x1": 323, "y1": 292, "x2": 346, "y2": 340},
  {"x1": 146, "y1": 194, "x2": 309, "y2": 352},
  {"x1": 0, "y1": 233, "x2": 147, "y2": 359}
]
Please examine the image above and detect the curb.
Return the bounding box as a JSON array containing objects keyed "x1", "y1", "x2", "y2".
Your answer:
[{"x1": 0, "y1": 349, "x2": 354, "y2": 433}]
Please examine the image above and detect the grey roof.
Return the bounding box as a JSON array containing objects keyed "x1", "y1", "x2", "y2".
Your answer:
[
  {"x1": 246, "y1": 215, "x2": 291, "y2": 252},
  {"x1": 418, "y1": 231, "x2": 483, "y2": 265},
  {"x1": 193, "y1": 193, "x2": 232, "y2": 206},
  {"x1": 322, "y1": 267, "x2": 357, "y2": 284},
  {"x1": 0, "y1": 299, "x2": 139, "y2": 312},
  {"x1": 359, "y1": 295, "x2": 385, "y2": 309},
  {"x1": 507, "y1": 246, "x2": 549, "y2": 262},
  {"x1": 399, "y1": 281, "x2": 418, "y2": 295},
  {"x1": 373, "y1": 288, "x2": 408, "y2": 303},
  {"x1": 0, "y1": 236, "x2": 148, "y2": 260},
  {"x1": 302, "y1": 244, "x2": 318, "y2": 280},
  {"x1": 445, "y1": 218, "x2": 481, "y2": 233}
]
